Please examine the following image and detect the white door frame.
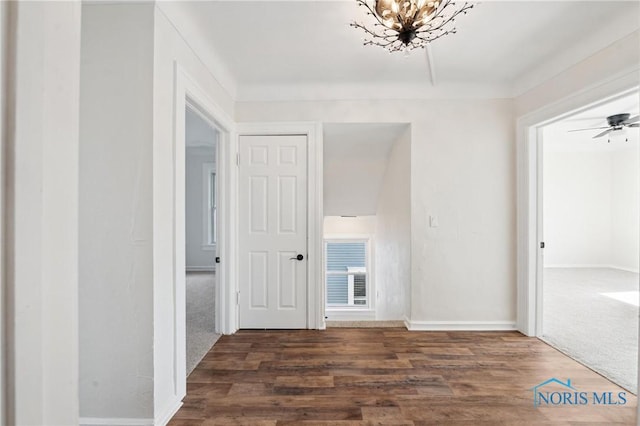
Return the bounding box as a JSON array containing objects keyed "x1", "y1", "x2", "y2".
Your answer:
[
  {"x1": 516, "y1": 75, "x2": 639, "y2": 337},
  {"x1": 236, "y1": 122, "x2": 325, "y2": 330},
  {"x1": 172, "y1": 63, "x2": 236, "y2": 400}
]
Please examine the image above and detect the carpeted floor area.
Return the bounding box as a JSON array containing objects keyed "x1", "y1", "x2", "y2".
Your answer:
[
  {"x1": 542, "y1": 267, "x2": 638, "y2": 394},
  {"x1": 186, "y1": 271, "x2": 220, "y2": 375}
]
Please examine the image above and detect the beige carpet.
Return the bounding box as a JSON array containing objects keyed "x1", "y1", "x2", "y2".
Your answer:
[
  {"x1": 542, "y1": 267, "x2": 638, "y2": 394},
  {"x1": 186, "y1": 271, "x2": 220, "y2": 375}
]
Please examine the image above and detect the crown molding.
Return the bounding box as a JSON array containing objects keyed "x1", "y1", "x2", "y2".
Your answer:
[{"x1": 236, "y1": 81, "x2": 512, "y2": 102}]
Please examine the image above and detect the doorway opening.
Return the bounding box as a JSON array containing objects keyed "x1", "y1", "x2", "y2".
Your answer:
[
  {"x1": 537, "y1": 92, "x2": 639, "y2": 393},
  {"x1": 322, "y1": 123, "x2": 411, "y2": 325},
  {"x1": 184, "y1": 106, "x2": 221, "y2": 374}
]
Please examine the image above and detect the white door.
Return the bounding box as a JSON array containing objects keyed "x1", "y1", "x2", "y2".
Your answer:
[{"x1": 238, "y1": 135, "x2": 307, "y2": 328}]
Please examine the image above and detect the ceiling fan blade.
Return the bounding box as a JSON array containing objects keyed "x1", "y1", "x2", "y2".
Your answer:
[
  {"x1": 567, "y1": 126, "x2": 609, "y2": 132},
  {"x1": 624, "y1": 115, "x2": 639, "y2": 124},
  {"x1": 628, "y1": 123, "x2": 639, "y2": 128},
  {"x1": 593, "y1": 129, "x2": 613, "y2": 139}
]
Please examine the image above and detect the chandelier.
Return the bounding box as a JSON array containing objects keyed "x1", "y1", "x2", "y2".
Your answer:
[{"x1": 351, "y1": 0, "x2": 474, "y2": 52}]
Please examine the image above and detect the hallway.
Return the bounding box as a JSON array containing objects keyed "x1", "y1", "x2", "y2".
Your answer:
[{"x1": 186, "y1": 272, "x2": 219, "y2": 375}]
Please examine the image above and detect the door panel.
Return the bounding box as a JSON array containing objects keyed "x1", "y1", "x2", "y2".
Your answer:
[
  {"x1": 278, "y1": 176, "x2": 297, "y2": 233},
  {"x1": 249, "y1": 251, "x2": 268, "y2": 309},
  {"x1": 249, "y1": 176, "x2": 268, "y2": 233},
  {"x1": 239, "y1": 135, "x2": 307, "y2": 328}
]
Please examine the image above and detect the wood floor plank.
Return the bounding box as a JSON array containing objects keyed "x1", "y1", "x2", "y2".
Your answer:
[
  {"x1": 275, "y1": 375, "x2": 335, "y2": 388},
  {"x1": 169, "y1": 328, "x2": 637, "y2": 425}
]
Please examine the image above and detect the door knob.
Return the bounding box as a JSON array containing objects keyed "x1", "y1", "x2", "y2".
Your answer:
[{"x1": 289, "y1": 254, "x2": 304, "y2": 261}]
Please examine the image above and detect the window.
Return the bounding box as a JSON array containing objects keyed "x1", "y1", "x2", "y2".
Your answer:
[
  {"x1": 208, "y1": 171, "x2": 216, "y2": 244},
  {"x1": 202, "y1": 163, "x2": 216, "y2": 247},
  {"x1": 325, "y1": 240, "x2": 369, "y2": 308}
]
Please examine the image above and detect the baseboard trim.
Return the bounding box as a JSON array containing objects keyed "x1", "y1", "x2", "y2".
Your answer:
[
  {"x1": 79, "y1": 417, "x2": 154, "y2": 426},
  {"x1": 318, "y1": 319, "x2": 327, "y2": 330},
  {"x1": 545, "y1": 264, "x2": 639, "y2": 273},
  {"x1": 609, "y1": 265, "x2": 639, "y2": 274},
  {"x1": 405, "y1": 320, "x2": 517, "y2": 331},
  {"x1": 186, "y1": 266, "x2": 215, "y2": 272},
  {"x1": 155, "y1": 397, "x2": 183, "y2": 426},
  {"x1": 545, "y1": 264, "x2": 610, "y2": 268},
  {"x1": 324, "y1": 309, "x2": 375, "y2": 321},
  {"x1": 326, "y1": 320, "x2": 406, "y2": 328},
  {"x1": 79, "y1": 397, "x2": 183, "y2": 426}
]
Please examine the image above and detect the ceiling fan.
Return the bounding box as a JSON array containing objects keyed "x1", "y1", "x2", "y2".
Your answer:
[{"x1": 568, "y1": 113, "x2": 639, "y2": 142}]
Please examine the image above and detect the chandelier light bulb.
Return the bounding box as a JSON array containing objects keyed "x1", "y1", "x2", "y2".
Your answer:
[{"x1": 351, "y1": 0, "x2": 475, "y2": 53}]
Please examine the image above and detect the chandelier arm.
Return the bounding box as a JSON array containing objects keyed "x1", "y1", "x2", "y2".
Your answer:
[
  {"x1": 427, "y1": 4, "x2": 474, "y2": 27},
  {"x1": 375, "y1": 36, "x2": 400, "y2": 46},
  {"x1": 366, "y1": 38, "x2": 397, "y2": 48},
  {"x1": 372, "y1": 22, "x2": 404, "y2": 37},
  {"x1": 414, "y1": 30, "x2": 450, "y2": 43},
  {"x1": 380, "y1": 40, "x2": 398, "y2": 47},
  {"x1": 381, "y1": 36, "x2": 399, "y2": 43},
  {"x1": 354, "y1": 0, "x2": 389, "y2": 28},
  {"x1": 375, "y1": 35, "x2": 404, "y2": 47},
  {"x1": 353, "y1": 22, "x2": 401, "y2": 42},
  {"x1": 418, "y1": 17, "x2": 455, "y2": 34},
  {"x1": 352, "y1": 22, "x2": 391, "y2": 40},
  {"x1": 415, "y1": 26, "x2": 447, "y2": 37},
  {"x1": 420, "y1": 3, "x2": 474, "y2": 33}
]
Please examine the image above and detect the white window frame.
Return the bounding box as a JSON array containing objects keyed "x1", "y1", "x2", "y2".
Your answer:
[
  {"x1": 201, "y1": 162, "x2": 216, "y2": 250},
  {"x1": 324, "y1": 235, "x2": 374, "y2": 312}
]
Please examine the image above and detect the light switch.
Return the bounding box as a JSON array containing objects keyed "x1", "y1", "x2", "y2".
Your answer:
[{"x1": 429, "y1": 215, "x2": 439, "y2": 228}]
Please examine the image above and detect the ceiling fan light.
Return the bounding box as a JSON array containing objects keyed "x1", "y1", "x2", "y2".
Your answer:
[{"x1": 608, "y1": 128, "x2": 628, "y2": 143}]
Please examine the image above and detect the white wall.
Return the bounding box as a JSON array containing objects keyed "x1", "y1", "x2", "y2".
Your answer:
[
  {"x1": 543, "y1": 135, "x2": 639, "y2": 272},
  {"x1": 543, "y1": 123, "x2": 640, "y2": 271},
  {"x1": 79, "y1": 3, "x2": 155, "y2": 421},
  {"x1": 323, "y1": 123, "x2": 405, "y2": 216},
  {"x1": 611, "y1": 145, "x2": 640, "y2": 271},
  {"x1": 409, "y1": 103, "x2": 515, "y2": 326},
  {"x1": 152, "y1": 4, "x2": 235, "y2": 424},
  {"x1": 324, "y1": 216, "x2": 377, "y2": 235},
  {"x1": 543, "y1": 149, "x2": 612, "y2": 266},
  {"x1": 4, "y1": 1, "x2": 81, "y2": 424},
  {"x1": 79, "y1": 3, "x2": 236, "y2": 423},
  {"x1": 375, "y1": 127, "x2": 411, "y2": 321},
  {"x1": 186, "y1": 146, "x2": 216, "y2": 270},
  {"x1": 236, "y1": 99, "x2": 516, "y2": 328}
]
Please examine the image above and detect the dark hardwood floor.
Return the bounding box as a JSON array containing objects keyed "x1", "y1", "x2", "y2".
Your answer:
[{"x1": 169, "y1": 328, "x2": 637, "y2": 425}]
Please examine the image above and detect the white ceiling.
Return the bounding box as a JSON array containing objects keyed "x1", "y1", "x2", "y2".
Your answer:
[
  {"x1": 171, "y1": 1, "x2": 640, "y2": 101},
  {"x1": 323, "y1": 123, "x2": 409, "y2": 216}
]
